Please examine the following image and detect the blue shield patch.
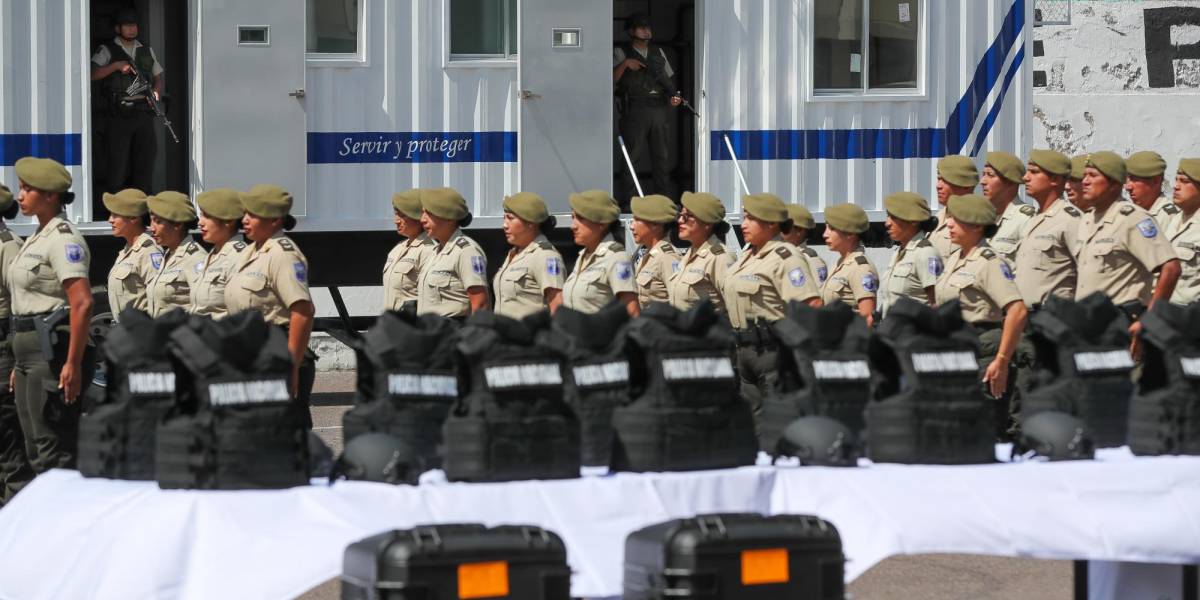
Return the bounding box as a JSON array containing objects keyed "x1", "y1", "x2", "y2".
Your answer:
[
  {"x1": 546, "y1": 257, "x2": 561, "y2": 277},
  {"x1": 1136, "y1": 218, "x2": 1158, "y2": 238},
  {"x1": 816, "y1": 266, "x2": 828, "y2": 283},
  {"x1": 293, "y1": 262, "x2": 308, "y2": 283},
  {"x1": 64, "y1": 243, "x2": 84, "y2": 264},
  {"x1": 788, "y1": 268, "x2": 807, "y2": 288},
  {"x1": 861, "y1": 273, "x2": 879, "y2": 292},
  {"x1": 928, "y1": 256, "x2": 944, "y2": 277},
  {"x1": 671, "y1": 261, "x2": 680, "y2": 273},
  {"x1": 194, "y1": 261, "x2": 204, "y2": 274},
  {"x1": 616, "y1": 261, "x2": 633, "y2": 281},
  {"x1": 150, "y1": 252, "x2": 163, "y2": 270},
  {"x1": 1000, "y1": 262, "x2": 1015, "y2": 281},
  {"x1": 470, "y1": 255, "x2": 485, "y2": 275}
]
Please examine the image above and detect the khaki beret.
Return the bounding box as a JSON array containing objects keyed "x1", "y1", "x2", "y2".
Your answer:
[
  {"x1": 102, "y1": 188, "x2": 149, "y2": 218},
  {"x1": 631, "y1": 194, "x2": 678, "y2": 224},
  {"x1": 938, "y1": 155, "x2": 979, "y2": 188},
  {"x1": 884, "y1": 192, "x2": 932, "y2": 223},
  {"x1": 1179, "y1": 159, "x2": 1200, "y2": 183},
  {"x1": 1070, "y1": 154, "x2": 1088, "y2": 180},
  {"x1": 569, "y1": 190, "x2": 619, "y2": 224},
  {"x1": 947, "y1": 194, "x2": 997, "y2": 226},
  {"x1": 743, "y1": 193, "x2": 789, "y2": 223},
  {"x1": 242, "y1": 184, "x2": 294, "y2": 219},
  {"x1": 1028, "y1": 149, "x2": 1071, "y2": 177},
  {"x1": 1126, "y1": 151, "x2": 1167, "y2": 178},
  {"x1": 14, "y1": 157, "x2": 72, "y2": 193},
  {"x1": 503, "y1": 192, "x2": 550, "y2": 224},
  {"x1": 0, "y1": 184, "x2": 12, "y2": 214},
  {"x1": 420, "y1": 187, "x2": 469, "y2": 221},
  {"x1": 1086, "y1": 151, "x2": 1127, "y2": 183},
  {"x1": 787, "y1": 204, "x2": 815, "y2": 230},
  {"x1": 197, "y1": 188, "x2": 244, "y2": 221},
  {"x1": 391, "y1": 189, "x2": 422, "y2": 220},
  {"x1": 147, "y1": 191, "x2": 197, "y2": 223},
  {"x1": 986, "y1": 151, "x2": 1026, "y2": 184},
  {"x1": 825, "y1": 203, "x2": 869, "y2": 234},
  {"x1": 680, "y1": 191, "x2": 726, "y2": 224}
]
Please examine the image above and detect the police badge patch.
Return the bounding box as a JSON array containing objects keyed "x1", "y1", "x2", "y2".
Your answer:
[
  {"x1": 861, "y1": 273, "x2": 879, "y2": 292},
  {"x1": 616, "y1": 261, "x2": 633, "y2": 281},
  {"x1": 671, "y1": 261, "x2": 680, "y2": 273},
  {"x1": 1000, "y1": 262, "x2": 1015, "y2": 281},
  {"x1": 194, "y1": 261, "x2": 204, "y2": 274},
  {"x1": 150, "y1": 252, "x2": 163, "y2": 270},
  {"x1": 816, "y1": 266, "x2": 828, "y2": 283},
  {"x1": 546, "y1": 257, "x2": 562, "y2": 276},
  {"x1": 788, "y1": 268, "x2": 806, "y2": 287},
  {"x1": 293, "y1": 262, "x2": 308, "y2": 283},
  {"x1": 65, "y1": 243, "x2": 84, "y2": 264},
  {"x1": 1136, "y1": 218, "x2": 1158, "y2": 238},
  {"x1": 470, "y1": 255, "x2": 486, "y2": 275},
  {"x1": 928, "y1": 256, "x2": 944, "y2": 277}
]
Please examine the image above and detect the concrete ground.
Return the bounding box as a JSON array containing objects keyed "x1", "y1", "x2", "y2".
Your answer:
[{"x1": 299, "y1": 372, "x2": 1073, "y2": 600}]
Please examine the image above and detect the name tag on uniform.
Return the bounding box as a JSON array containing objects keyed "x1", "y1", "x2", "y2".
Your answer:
[
  {"x1": 572, "y1": 361, "x2": 630, "y2": 388},
  {"x1": 127, "y1": 371, "x2": 176, "y2": 395},
  {"x1": 484, "y1": 363, "x2": 563, "y2": 389},
  {"x1": 207, "y1": 379, "x2": 290, "y2": 406},
  {"x1": 1073, "y1": 350, "x2": 1134, "y2": 373},
  {"x1": 811, "y1": 360, "x2": 871, "y2": 381},
  {"x1": 661, "y1": 355, "x2": 735, "y2": 381},
  {"x1": 387, "y1": 372, "x2": 458, "y2": 397},
  {"x1": 910, "y1": 351, "x2": 977, "y2": 373}
]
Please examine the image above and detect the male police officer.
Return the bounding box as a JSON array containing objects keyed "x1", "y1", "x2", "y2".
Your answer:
[
  {"x1": 1065, "y1": 154, "x2": 1087, "y2": 208},
  {"x1": 1014, "y1": 150, "x2": 1081, "y2": 307},
  {"x1": 931, "y1": 155, "x2": 979, "y2": 259},
  {"x1": 982, "y1": 151, "x2": 1036, "y2": 264},
  {"x1": 91, "y1": 8, "x2": 164, "y2": 195},
  {"x1": 1125, "y1": 151, "x2": 1180, "y2": 231},
  {"x1": 614, "y1": 13, "x2": 682, "y2": 205},
  {"x1": 1168, "y1": 159, "x2": 1200, "y2": 305}
]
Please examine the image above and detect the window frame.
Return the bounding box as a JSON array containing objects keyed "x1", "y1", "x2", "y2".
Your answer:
[
  {"x1": 306, "y1": 0, "x2": 369, "y2": 68},
  {"x1": 444, "y1": 0, "x2": 519, "y2": 68},
  {"x1": 805, "y1": 0, "x2": 928, "y2": 102}
]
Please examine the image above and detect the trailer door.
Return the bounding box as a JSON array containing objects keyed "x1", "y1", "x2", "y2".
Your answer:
[
  {"x1": 518, "y1": 0, "x2": 612, "y2": 212},
  {"x1": 195, "y1": 0, "x2": 306, "y2": 214}
]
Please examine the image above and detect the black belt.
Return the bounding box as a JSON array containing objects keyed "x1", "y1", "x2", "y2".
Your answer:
[
  {"x1": 972, "y1": 321, "x2": 1002, "y2": 332},
  {"x1": 10, "y1": 313, "x2": 53, "y2": 333},
  {"x1": 733, "y1": 328, "x2": 777, "y2": 349}
]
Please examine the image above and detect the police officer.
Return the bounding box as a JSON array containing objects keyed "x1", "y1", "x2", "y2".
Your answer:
[
  {"x1": 880, "y1": 192, "x2": 942, "y2": 314},
  {"x1": 667, "y1": 192, "x2": 735, "y2": 312},
  {"x1": 1125, "y1": 151, "x2": 1180, "y2": 231},
  {"x1": 631, "y1": 195, "x2": 680, "y2": 307},
  {"x1": 934, "y1": 194, "x2": 1028, "y2": 411},
  {"x1": 1168, "y1": 159, "x2": 1200, "y2": 305},
  {"x1": 493, "y1": 192, "x2": 565, "y2": 318},
  {"x1": 104, "y1": 188, "x2": 158, "y2": 316},
  {"x1": 90, "y1": 8, "x2": 164, "y2": 194},
  {"x1": 1065, "y1": 154, "x2": 1087, "y2": 208},
  {"x1": 8, "y1": 158, "x2": 94, "y2": 473},
  {"x1": 562, "y1": 191, "x2": 639, "y2": 316},
  {"x1": 146, "y1": 192, "x2": 206, "y2": 317},
  {"x1": 416, "y1": 188, "x2": 489, "y2": 319},
  {"x1": 821, "y1": 204, "x2": 878, "y2": 324},
  {"x1": 782, "y1": 204, "x2": 829, "y2": 286},
  {"x1": 225, "y1": 184, "x2": 315, "y2": 404},
  {"x1": 190, "y1": 189, "x2": 246, "y2": 319},
  {"x1": 982, "y1": 151, "x2": 1036, "y2": 264},
  {"x1": 383, "y1": 189, "x2": 436, "y2": 312},
  {"x1": 725, "y1": 193, "x2": 821, "y2": 425},
  {"x1": 1014, "y1": 150, "x2": 1081, "y2": 307},
  {"x1": 0, "y1": 183, "x2": 32, "y2": 503},
  {"x1": 614, "y1": 13, "x2": 682, "y2": 203},
  {"x1": 931, "y1": 155, "x2": 979, "y2": 259}
]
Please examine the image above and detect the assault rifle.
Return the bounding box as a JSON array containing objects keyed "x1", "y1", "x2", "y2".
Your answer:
[{"x1": 124, "y1": 60, "x2": 180, "y2": 144}]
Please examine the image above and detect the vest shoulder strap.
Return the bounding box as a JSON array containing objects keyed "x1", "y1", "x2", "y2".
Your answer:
[{"x1": 169, "y1": 327, "x2": 224, "y2": 376}]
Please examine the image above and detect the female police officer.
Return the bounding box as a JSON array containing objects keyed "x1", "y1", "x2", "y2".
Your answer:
[
  {"x1": 561, "y1": 190, "x2": 639, "y2": 316},
  {"x1": 630, "y1": 195, "x2": 679, "y2": 307},
  {"x1": 493, "y1": 192, "x2": 565, "y2": 318},
  {"x1": 0, "y1": 183, "x2": 32, "y2": 501},
  {"x1": 782, "y1": 204, "x2": 828, "y2": 287},
  {"x1": 146, "y1": 191, "x2": 206, "y2": 316},
  {"x1": 104, "y1": 188, "x2": 158, "y2": 315},
  {"x1": 8, "y1": 157, "x2": 93, "y2": 473},
  {"x1": 821, "y1": 203, "x2": 879, "y2": 324},
  {"x1": 416, "y1": 188, "x2": 490, "y2": 318},
  {"x1": 190, "y1": 188, "x2": 246, "y2": 319},
  {"x1": 880, "y1": 192, "x2": 942, "y2": 315},
  {"x1": 383, "y1": 189, "x2": 435, "y2": 312},
  {"x1": 667, "y1": 192, "x2": 735, "y2": 312}
]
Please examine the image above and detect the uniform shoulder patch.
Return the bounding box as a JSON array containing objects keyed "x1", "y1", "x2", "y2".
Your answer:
[
  {"x1": 1136, "y1": 218, "x2": 1158, "y2": 238},
  {"x1": 536, "y1": 240, "x2": 553, "y2": 250},
  {"x1": 185, "y1": 243, "x2": 199, "y2": 254},
  {"x1": 1063, "y1": 205, "x2": 1081, "y2": 217},
  {"x1": 1119, "y1": 204, "x2": 1135, "y2": 215},
  {"x1": 711, "y1": 245, "x2": 725, "y2": 255},
  {"x1": 774, "y1": 247, "x2": 792, "y2": 259},
  {"x1": 56, "y1": 223, "x2": 73, "y2": 234},
  {"x1": 1163, "y1": 204, "x2": 1181, "y2": 215},
  {"x1": 980, "y1": 249, "x2": 996, "y2": 260},
  {"x1": 277, "y1": 238, "x2": 296, "y2": 251},
  {"x1": 854, "y1": 255, "x2": 869, "y2": 265},
  {"x1": 1019, "y1": 204, "x2": 1036, "y2": 216},
  {"x1": 233, "y1": 241, "x2": 247, "y2": 251},
  {"x1": 141, "y1": 238, "x2": 155, "y2": 248}
]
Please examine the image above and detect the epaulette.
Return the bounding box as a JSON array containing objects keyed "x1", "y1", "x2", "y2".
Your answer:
[
  {"x1": 1019, "y1": 204, "x2": 1036, "y2": 217},
  {"x1": 711, "y1": 245, "x2": 725, "y2": 255},
  {"x1": 1163, "y1": 204, "x2": 1181, "y2": 215},
  {"x1": 916, "y1": 239, "x2": 933, "y2": 248},
  {"x1": 980, "y1": 249, "x2": 996, "y2": 259},
  {"x1": 185, "y1": 243, "x2": 199, "y2": 254},
  {"x1": 774, "y1": 247, "x2": 792, "y2": 259},
  {"x1": 141, "y1": 238, "x2": 155, "y2": 249},
  {"x1": 536, "y1": 240, "x2": 553, "y2": 250},
  {"x1": 455, "y1": 237, "x2": 470, "y2": 248},
  {"x1": 56, "y1": 223, "x2": 73, "y2": 234},
  {"x1": 0, "y1": 231, "x2": 12, "y2": 243},
  {"x1": 854, "y1": 255, "x2": 869, "y2": 265},
  {"x1": 1119, "y1": 204, "x2": 1135, "y2": 216},
  {"x1": 277, "y1": 238, "x2": 296, "y2": 251},
  {"x1": 1063, "y1": 205, "x2": 1081, "y2": 217},
  {"x1": 233, "y1": 241, "x2": 247, "y2": 251},
  {"x1": 657, "y1": 241, "x2": 675, "y2": 253},
  {"x1": 803, "y1": 247, "x2": 819, "y2": 257}
]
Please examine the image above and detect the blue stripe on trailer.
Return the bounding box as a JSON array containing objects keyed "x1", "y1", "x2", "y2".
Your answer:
[
  {"x1": 0, "y1": 134, "x2": 82, "y2": 166},
  {"x1": 969, "y1": 45, "x2": 1026, "y2": 158},
  {"x1": 307, "y1": 131, "x2": 517, "y2": 164},
  {"x1": 944, "y1": 0, "x2": 1026, "y2": 155}
]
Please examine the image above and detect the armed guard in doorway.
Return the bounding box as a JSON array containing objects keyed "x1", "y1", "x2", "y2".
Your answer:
[
  {"x1": 1129, "y1": 302, "x2": 1200, "y2": 455},
  {"x1": 614, "y1": 13, "x2": 682, "y2": 204}
]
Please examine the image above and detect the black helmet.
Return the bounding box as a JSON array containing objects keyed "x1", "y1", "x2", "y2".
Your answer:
[
  {"x1": 774, "y1": 416, "x2": 861, "y2": 467},
  {"x1": 625, "y1": 13, "x2": 651, "y2": 30},
  {"x1": 308, "y1": 432, "x2": 334, "y2": 478},
  {"x1": 329, "y1": 433, "x2": 420, "y2": 485},
  {"x1": 1014, "y1": 411, "x2": 1095, "y2": 461},
  {"x1": 113, "y1": 8, "x2": 138, "y2": 26}
]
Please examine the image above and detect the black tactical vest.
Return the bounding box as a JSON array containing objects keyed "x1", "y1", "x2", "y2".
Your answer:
[
  {"x1": 762, "y1": 302, "x2": 873, "y2": 452},
  {"x1": 78, "y1": 308, "x2": 187, "y2": 480},
  {"x1": 1129, "y1": 303, "x2": 1200, "y2": 455},
  {"x1": 100, "y1": 39, "x2": 157, "y2": 114},
  {"x1": 342, "y1": 311, "x2": 460, "y2": 471},
  {"x1": 610, "y1": 301, "x2": 758, "y2": 472},
  {"x1": 1021, "y1": 294, "x2": 1134, "y2": 447},
  {"x1": 866, "y1": 298, "x2": 994, "y2": 464},
  {"x1": 617, "y1": 42, "x2": 671, "y2": 99},
  {"x1": 441, "y1": 311, "x2": 581, "y2": 482},
  {"x1": 156, "y1": 312, "x2": 310, "y2": 490}
]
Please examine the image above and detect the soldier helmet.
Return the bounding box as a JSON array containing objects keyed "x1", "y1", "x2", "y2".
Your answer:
[
  {"x1": 113, "y1": 8, "x2": 138, "y2": 26},
  {"x1": 1014, "y1": 411, "x2": 1095, "y2": 461},
  {"x1": 328, "y1": 433, "x2": 420, "y2": 485},
  {"x1": 308, "y1": 432, "x2": 334, "y2": 478},
  {"x1": 774, "y1": 416, "x2": 861, "y2": 467}
]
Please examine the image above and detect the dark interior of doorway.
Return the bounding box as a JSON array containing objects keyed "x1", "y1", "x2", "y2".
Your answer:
[
  {"x1": 613, "y1": 0, "x2": 696, "y2": 210},
  {"x1": 89, "y1": 0, "x2": 190, "y2": 218}
]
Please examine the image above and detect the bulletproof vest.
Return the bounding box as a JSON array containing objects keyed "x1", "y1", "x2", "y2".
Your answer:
[
  {"x1": 441, "y1": 311, "x2": 581, "y2": 482},
  {"x1": 618, "y1": 42, "x2": 671, "y2": 99},
  {"x1": 342, "y1": 311, "x2": 460, "y2": 472},
  {"x1": 78, "y1": 308, "x2": 188, "y2": 480},
  {"x1": 155, "y1": 311, "x2": 310, "y2": 490},
  {"x1": 1021, "y1": 293, "x2": 1134, "y2": 447},
  {"x1": 552, "y1": 302, "x2": 632, "y2": 467},
  {"x1": 1128, "y1": 302, "x2": 1200, "y2": 455},
  {"x1": 865, "y1": 298, "x2": 994, "y2": 464},
  {"x1": 100, "y1": 40, "x2": 156, "y2": 112},
  {"x1": 762, "y1": 302, "x2": 873, "y2": 452},
  {"x1": 610, "y1": 301, "x2": 758, "y2": 472}
]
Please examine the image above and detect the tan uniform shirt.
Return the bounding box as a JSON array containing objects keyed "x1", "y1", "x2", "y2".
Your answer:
[
  {"x1": 821, "y1": 247, "x2": 879, "y2": 309},
  {"x1": 107, "y1": 232, "x2": 159, "y2": 316},
  {"x1": 988, "y1": 199, "x2": 1037, "y2": 263},
  {"x1": 930, "y1": 212, "x2": 956, "y2": 259},
  {"x1": 795, "y1": 242, "x2": 829, "y2": 287},
  {"x1": 492, "y1": 235, "x2": 565, "y2": 319},
  {"x1": 561, "y1": 235, "x2": 636, "y2": 314},
  {"x1": 635, "y1": 240, "x2": 679, "y2": 307},
  {"x1": 1169, "y1": 209, "x2": 1200, "y2": 305},
  {"x1": 9, "y1": 214, "x2": 90, "y2": 315},
  {"x1": 0, "y1": 224, "x2": 24, "y2": 320},
  {"x1": 667, "y1": 236, "x2": 735, "y2": 313},
  {"x1": 225, "y1": 233, "x2": 312, "y2": 327},
  {"x1": 190, "y1": 239, "x2": 247, "y2": 320},
  {"x1": 1148, "y1": 195, "x2": 1182, "y2": 233},
  {"x1": 1013, "y1": 198, "x2": 1082, "y2": 307},
  {"x1": 382, "y1": 233, "x2": 436, "y2": 312},
  {"x1": 148, "y1": 237, "x2": 207, "y2": 317},
  {"x1": 935, "y1": 242, "x2": 1022, "y2": 325},
  {"x1": 881, "y1": 233, "x2": 942, "y2": 314},
  {"x1": 1076, "y1": 202, "x2": 1177, "y2": 306},
  {"x1": 416, "y1": 229, "x2": 488, "y2": 318},
  {"x1": 724, "y1": 237, "x2": 820, "y2": 329}
]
